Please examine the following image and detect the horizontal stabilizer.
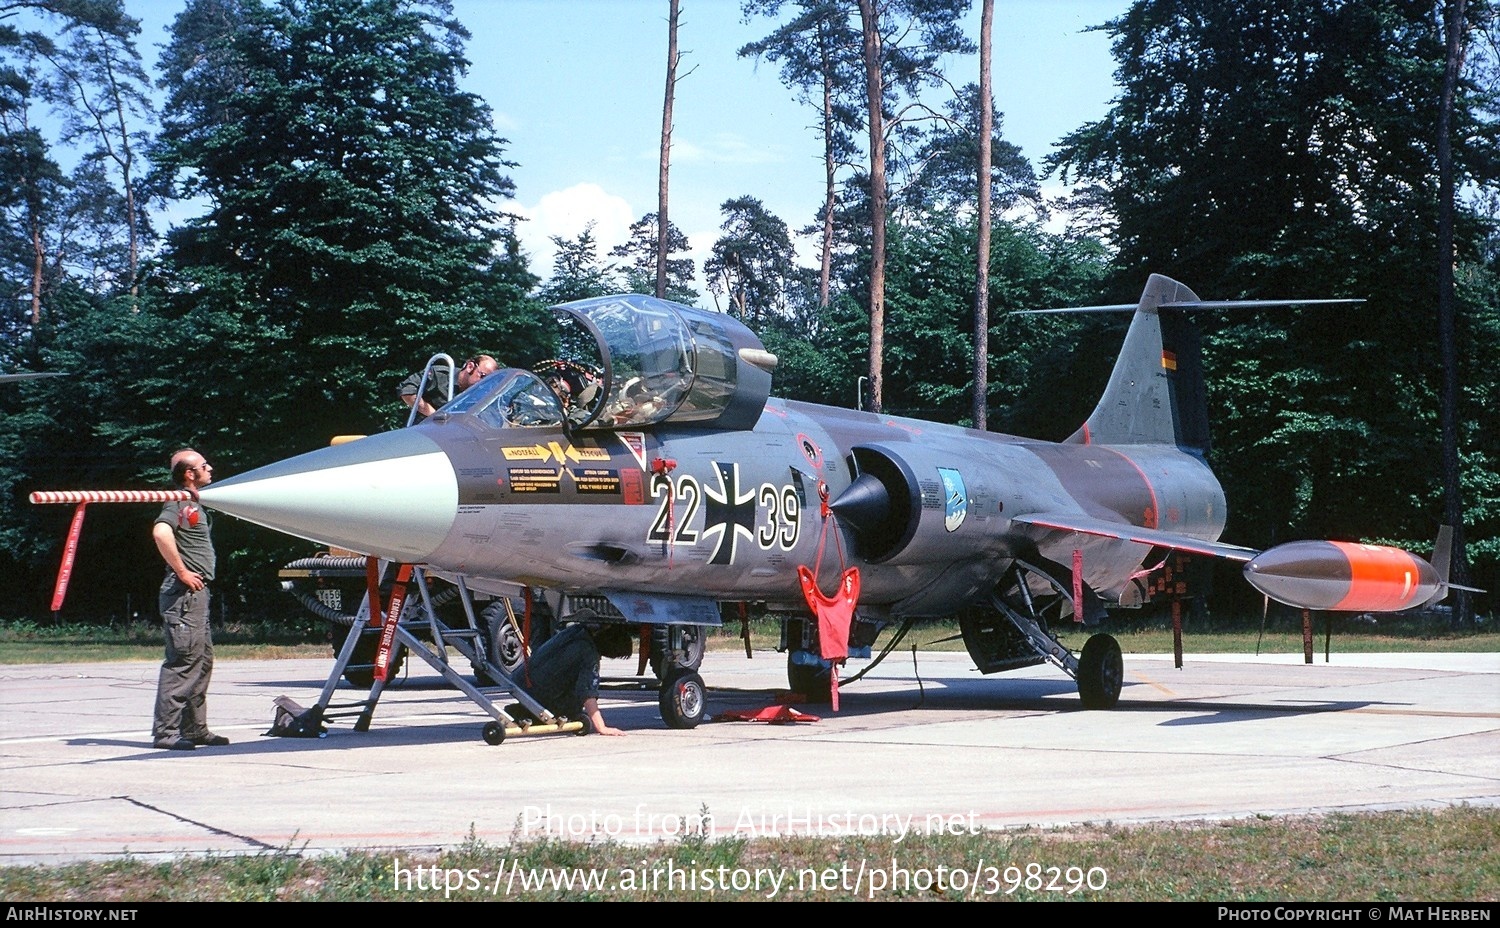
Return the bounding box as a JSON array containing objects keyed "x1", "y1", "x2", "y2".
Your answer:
[
  {"x1": 1011, "y1": 512, "x2": 1259, "y2": 562},
  {"x1": 1021, "y1": 298, "x2": 1364, "y2": 315},
  {"x1": 0, "y1": 372, "x2": 64, "y2": 383}
]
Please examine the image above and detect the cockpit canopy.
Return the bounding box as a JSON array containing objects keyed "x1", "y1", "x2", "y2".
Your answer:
[
  {"x1": 441, "y1": 367, "x2": 565, "y2": 430},
  {"x1": 552, "y1": 294, "x2": 774, "y2": 431},
  {"x1": 435, "y1": 295, "x2": 775, "y2": 433}
]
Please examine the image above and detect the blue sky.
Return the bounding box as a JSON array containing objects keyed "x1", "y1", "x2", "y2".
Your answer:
[{"x1": 128, "y1": 0, "x2": 1127, "y2": 297}]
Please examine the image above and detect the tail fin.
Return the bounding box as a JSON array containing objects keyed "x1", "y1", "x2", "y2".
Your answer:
[
  {"x1": 1022, "y1": 274, "x2": 1361, "y2": 452},
  {"x1": 1422, "y1": 525, "x2": 1486, "y2": 605},
  {"x1": 1430, "y1": 524, "x2": 1454, "y2": 583},
  {"x1": 1068, "y1": 274, "x2": 1210, "y2": 453}
]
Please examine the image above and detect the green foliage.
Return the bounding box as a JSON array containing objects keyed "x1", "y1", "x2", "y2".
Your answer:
[
  {"x1": 764, "y1": 211, "x2": 1110, "y2": 424},
  {"x1": 1052, "y1": 1, "x2": 1493, "y2": 290},
  {"x1": 610, "y1": 212, "x2": 698, "y2": 304},
  {"x1": 39, "y1": 4, "x2": 156, "y2": 290},
  {"x1": 0, "y1": 1, "x2": 152, "y2": 327},
  {"x1": 705, "y1": 196, "x2": 800, "y2": 325},
  {"x1": 1, "y1": 0, "x2": 552, "y2": 620},
  {"x1": 760, "y1": 292, "x2": 869, "y2": 407},
  {"x1": 897, "y1": 85, "x2": 1040, "y2": 218},
  {"x1": 740, "y1": 0, "x2": 977, "y2": 163},
  {"x1": 3, "y1": 808, "x2": 1495, "y2": 901},
  {"x1": 152, "y1": 0, "x2": 549, "y2": 429},
  {"x1": 1050, "y1": 0, "x2": 1500, "y2": 595},
  {"x1": 537, "y1": 223, "x2": 618, "y2": 304}
]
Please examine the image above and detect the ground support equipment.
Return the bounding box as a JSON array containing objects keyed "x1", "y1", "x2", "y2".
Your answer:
[{"x1": 272, "y1": 559, "x2": 586, "y2": 744}]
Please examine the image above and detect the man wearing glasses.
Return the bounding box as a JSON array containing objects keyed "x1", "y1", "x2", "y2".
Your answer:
[
  {"x1": 399, "y1": 354, "x2": 499, "y2": 421},
  {"x1": 151, "y1": 448, "x2": 227, "y2": 751}
]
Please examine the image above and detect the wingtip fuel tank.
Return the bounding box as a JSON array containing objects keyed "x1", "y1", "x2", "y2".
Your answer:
[{"x1": 1242, "y1": 540, "x2": 1444, "y2": 612}]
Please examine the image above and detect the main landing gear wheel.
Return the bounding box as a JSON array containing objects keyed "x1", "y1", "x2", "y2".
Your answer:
[
  {"x1": 649, "y1": 624, "x2": 706, "y2": 678},
  {"x1": 659, "y1": 670, "x2": 706, "y2": 729},
  {"x1": 343, "y1": 634, "x2": 407, "y2": 688},
  {"x1": 785, "y1": 653, "x2": 832, "y2": 703},
  {"x1": 482, "y1": 720, "x2": 506, "y2": 745},
  {"x1": 475, "y1": 601, "x2": 527, "y2": 686},
  {"x1": 1077, "y1": 633, "x2": 1123, "y2": 709}
]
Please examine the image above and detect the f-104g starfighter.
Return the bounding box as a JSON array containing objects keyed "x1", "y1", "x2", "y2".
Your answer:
[{"x1": 198, "y1": 275, "x2": 1469, "y2": 715}]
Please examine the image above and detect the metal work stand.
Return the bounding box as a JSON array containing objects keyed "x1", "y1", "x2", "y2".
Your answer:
[{"x1": 275, "y1": 559, "x2": 585, "y2": 744}]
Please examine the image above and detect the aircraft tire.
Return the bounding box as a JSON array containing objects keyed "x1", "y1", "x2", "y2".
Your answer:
[
  {"x1": 1077, "y1": 633, "x2": 1123, "y2": 709},
  {"x1": 785, "y1": 652, "x2": 833, "y2": 703},
  {"x1": 660, "y1": 669, "x2": 706, "y2": 729},
  {"x1": 649, "y1": 624, "x2": 706, "y2": 679},
  {"x1": 340, "y1": 633, "x2": 406, "y2": 689},
  {"x1": 475, "y1": 596, "x2": 555, "y2": 686},
  {"x1": 475, "y1": 601, "x2": 526, "y2": 685}
]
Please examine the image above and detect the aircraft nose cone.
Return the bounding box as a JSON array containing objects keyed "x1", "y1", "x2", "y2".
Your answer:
[{"x1": 199, "y1": 430, "x2": 457, "y2": 562}]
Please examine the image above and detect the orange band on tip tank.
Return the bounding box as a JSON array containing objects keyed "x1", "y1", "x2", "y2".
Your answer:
[{"x1": 1328, "y1": 542, "x2": 1427, "y2": 612}]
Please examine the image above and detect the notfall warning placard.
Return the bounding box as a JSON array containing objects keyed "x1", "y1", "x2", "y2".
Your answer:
[{"x1": 507, "y1": 467, "x2": 562, "y2": 493}]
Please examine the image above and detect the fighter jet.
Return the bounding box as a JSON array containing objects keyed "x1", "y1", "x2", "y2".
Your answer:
[{"x1": 197, "y1": 274, "x2": 1471, "y2": 719}]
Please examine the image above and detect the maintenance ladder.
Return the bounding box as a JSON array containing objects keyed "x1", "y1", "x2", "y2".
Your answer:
[{"x1": 283, "y1": 559, "x2": 584, "y2": 744}]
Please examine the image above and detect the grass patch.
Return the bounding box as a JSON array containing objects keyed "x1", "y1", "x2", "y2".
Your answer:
[
  {"x1": 0, "y1": 619, "x2": 332, "y2": 663},
  {"x1": 2, "y1": 807, "x2": 1494, "y2": 901},
  {"x1": 2, "y1": 614, "x2": 1495, "y2": 664},
  {"x1": 707, "y1": 616, "x2": 1499, "y2": 656}
]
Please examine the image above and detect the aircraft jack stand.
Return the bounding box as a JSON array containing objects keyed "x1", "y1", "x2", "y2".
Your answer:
[{"x1": 277, "y1": 560, "x2": 586, "y2": 744}]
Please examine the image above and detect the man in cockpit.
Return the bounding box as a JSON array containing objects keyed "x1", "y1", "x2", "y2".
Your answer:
[
  {"x1": 399, "y1": 354, "x2": 498, "y2": 422},
  {"x1": 543, "y1": 372, "x2": 572, "y2": 411}
]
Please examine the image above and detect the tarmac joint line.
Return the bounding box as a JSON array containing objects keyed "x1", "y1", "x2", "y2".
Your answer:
[{"x1": 118, "y1": 795, "x2": 283, "y2": 853}]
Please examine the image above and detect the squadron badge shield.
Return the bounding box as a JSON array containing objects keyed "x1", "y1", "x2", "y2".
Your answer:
[{"x1": 937, "y1": 467, "x2": 967, "y2": 533}]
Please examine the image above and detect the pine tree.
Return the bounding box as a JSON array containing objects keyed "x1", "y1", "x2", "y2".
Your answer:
[{"x1": 152, "y1": 0, "x2": 546, "y2": 453}]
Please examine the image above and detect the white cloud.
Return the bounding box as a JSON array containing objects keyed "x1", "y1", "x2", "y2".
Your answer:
[
  {"x1": 490, "y1": 109, "x2": 521, "y2": 134},
  {"x1": 512, "y1": 183, "x2": 637, "y2": 279},
  {"x1": 669, "y1": 132, "x2": 785, "y2": 166}
]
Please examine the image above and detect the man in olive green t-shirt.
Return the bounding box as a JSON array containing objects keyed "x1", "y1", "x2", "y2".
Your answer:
[{"x1": 150, "y1": 448, "x2": 227, "y2": 751}]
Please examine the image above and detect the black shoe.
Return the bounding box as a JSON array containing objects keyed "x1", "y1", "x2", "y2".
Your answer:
[
  {"x1": 505, "y1": 703, "x2": 538, "y2": 724},
  {"x1": 189, "y1": 732, "x2": 230, "y2": 746},
  {"x1": 153, "y1": 737, "x2": 196, "y2": 751}
]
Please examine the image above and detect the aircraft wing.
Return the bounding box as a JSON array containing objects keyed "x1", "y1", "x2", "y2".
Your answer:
[{"x1": 1010, "y1": 512, "x2": 1260, "y2": 563}]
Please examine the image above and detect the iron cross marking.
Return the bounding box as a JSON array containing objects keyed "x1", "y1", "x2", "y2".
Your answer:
[{"x1": 701, "y1": 461, "x2": 757, "y2": 565}]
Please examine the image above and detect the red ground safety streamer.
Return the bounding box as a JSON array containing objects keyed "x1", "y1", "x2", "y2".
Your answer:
[
  {"x1": 1073, "y1": 548, "x2": 1084, "y2": 622},
  {"x1": 364, "y1": 558, "x2": 382, "y2": 627},
  {"x1": 636, "y1": 623, "x2": 650, "y2": 677},
  {"x1": 50, "y1": 503, "x2": 88, "y2": 612},
  {"x1": 651, "y1": 457, "x2": 677, "y2": 568},
  {"x1": 31, "y1": 489, "x2": 197, "y2": 612}
]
